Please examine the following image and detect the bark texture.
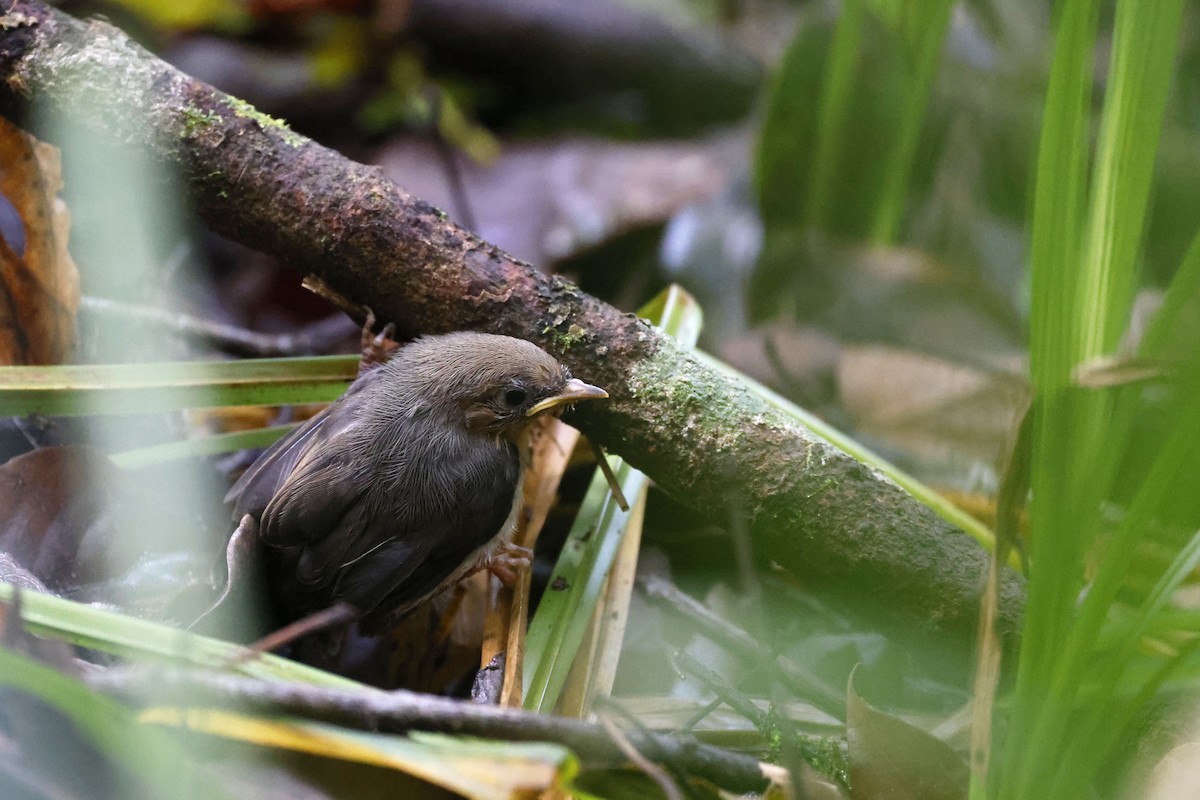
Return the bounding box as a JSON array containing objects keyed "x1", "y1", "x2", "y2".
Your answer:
[{"x1": 0, "y1": 1, "x2": 1024, "y2": 639}]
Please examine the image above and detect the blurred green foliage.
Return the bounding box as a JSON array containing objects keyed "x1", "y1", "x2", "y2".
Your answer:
[
  {"x1": 752, "y1": 2, "x2": 1200, "y2": 338},
  {"x1": 753, "y1": 0, "x2": 1200, "y2": 795}
]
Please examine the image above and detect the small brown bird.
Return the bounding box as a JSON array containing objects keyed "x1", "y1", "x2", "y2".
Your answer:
[{"x1": 226, "y1": 331, "x2": 607, "y2": 635}]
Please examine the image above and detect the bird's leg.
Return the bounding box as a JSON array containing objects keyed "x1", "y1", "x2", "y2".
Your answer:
[
  {"x1": 482, "y1": 543, "x2": 534, "y2": 587},
  {"x1": 357, "y1": 308, "x2": 397, "y2": 374}
]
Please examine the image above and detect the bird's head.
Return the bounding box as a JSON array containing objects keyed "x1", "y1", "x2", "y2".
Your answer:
[{"x1": 397, "y1": 332, "x2": 608, "y2": 439}]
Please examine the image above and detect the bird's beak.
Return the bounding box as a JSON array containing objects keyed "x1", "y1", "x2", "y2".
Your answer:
[{"x1": 526, "y1": 378, "x2": 609, "y2": 416}]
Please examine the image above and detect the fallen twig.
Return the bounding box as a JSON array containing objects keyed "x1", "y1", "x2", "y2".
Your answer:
[{"x1": 87, "y1": 666, "x2": 774, "y2": 793}]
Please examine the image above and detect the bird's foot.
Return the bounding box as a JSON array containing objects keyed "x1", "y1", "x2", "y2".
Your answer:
[
  {"x1": 358, "y1": 308, "x2": 397, "y2": 373},
  {"x1": 485, "y1": 544, "x2": 533, "y2": 587}
]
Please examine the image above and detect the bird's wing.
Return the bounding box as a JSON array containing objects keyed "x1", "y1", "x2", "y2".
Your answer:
[
  {"x1": 253, "y1": 419, "x2": 387, "y2": 600},
  {"x1": 260, "y1": 444, "x2": 368, "y2": 549},
  {"x1": 283, "y1": 444, "x2": 519, "y2": 617},
  {"x1": 225, "y1": 374, "x2": 375, "y2": 519},
  {"x1": 328, "y1": 535, "x2": 435, "y2": 615},
  {"x1": 351, "y1": 450, "x2": 521, "y2": 618}
]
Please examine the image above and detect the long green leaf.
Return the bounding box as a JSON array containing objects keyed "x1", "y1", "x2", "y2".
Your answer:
[
  {"x1": 1001, "y1": 5, "x2": 1102, "y2": 792},
  {"x1": 804, "y1": 0, "x2": 865, "y2": 229},
  {"x1": 522, "y1": 285, "x2": 702, "y2": 714},
  {"x1": 869, "y1": 0, "x2": 955, "y2": 243},
  {"x1": 1000, "y1": 0, "x2": 1188, "y2": 795},
  {"x1": 110, "y1": 423, "x2": 298, "y2": 468},
  {"x1": 692, "y1": 349, "x2": 1000, "y2": 555},
  {"x1": 0, "y1": 356, "x2": 358, "y2": 416},
  {"x1": 0, "y1": 584, "x2": 362, "y2": 689}
]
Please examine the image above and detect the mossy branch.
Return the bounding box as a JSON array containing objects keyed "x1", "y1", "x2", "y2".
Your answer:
[{"x1": 0, "y1": 1, "x2": 1024, "y2": 640}]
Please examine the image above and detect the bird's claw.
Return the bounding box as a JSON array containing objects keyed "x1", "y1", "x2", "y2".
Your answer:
[
  {"x1": 485, "y1": 544, "x2": 533, "y2": 587},
  {"x1": 358, "y1": 309, "x2": 398, "y2": 373}
]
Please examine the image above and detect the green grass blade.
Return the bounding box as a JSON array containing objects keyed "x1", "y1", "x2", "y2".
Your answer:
[
  {"x1": 110, "y1": 423, "x2": 297, "y2": 468},
  {"x1": 869, "y1": 0, "x2": 955, "y2": 244},
  {"x1": 1026, "y1": 0, "x2": 1099, "y2": 393},
  {"x1": 1002, "y1": 0, "x2": 1103, "y2": 791},
  {"x1": 0, "y1": 356, "x2": 358, "y2": 416},
  {"x1": 1005, "y1": 7, "x2": 1102, "y2": 784},
  {"x1": 0, "y1": 584, "x2": 363, "y2": 689},
  {"x1": 1003, "y1": 0, "x2": 1187, "y2": 795},
  {"x1": 522, "y1": 458, "x2": 649, "y2": 713},
  {"x1": 1077, "y1": 0, "x2": 1184, "y2": 362},
  {"x1": 522, "y1": 285, "x2": 702, "y2": 714},
  {"x1": 1139, "y1": 227, "x2": 1200, "y2": 358},
  {"x1": 804, "y1": 0, "x2": 865, "y2": 229}
]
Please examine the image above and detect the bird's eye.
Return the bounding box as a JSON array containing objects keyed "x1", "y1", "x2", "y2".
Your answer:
[{"x1": 503, "y1": 388, "x2": 528, "y2": 407}]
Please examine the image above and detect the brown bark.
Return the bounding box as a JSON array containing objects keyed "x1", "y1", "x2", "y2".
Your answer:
[
  {"x1": 89, "y1": 667, "x2": 772, "y2": 792},
  {"x1": 0, "y1": 1, "x2": 1024, "y2": 640}
]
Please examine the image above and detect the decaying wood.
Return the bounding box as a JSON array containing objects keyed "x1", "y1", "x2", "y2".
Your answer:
[{"x1": 0, "y1": 1, "x2": 1025, "y2": 639}]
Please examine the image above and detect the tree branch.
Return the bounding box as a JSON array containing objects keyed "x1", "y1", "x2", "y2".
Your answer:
[
  {"x1": 88, "y1": 667, "x2": 771, "y2": 793},
  {"x1": 0, "y1": 1, "x2": 1024, "y2": 639}
]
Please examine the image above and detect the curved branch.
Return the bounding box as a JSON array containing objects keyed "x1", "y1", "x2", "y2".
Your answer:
[
  {"x1": 89, "y1": 667, "x2": 771, "y2": 793},
  {"x1": 0, "y1": 1, "x2": 1024, "y2": 639}
]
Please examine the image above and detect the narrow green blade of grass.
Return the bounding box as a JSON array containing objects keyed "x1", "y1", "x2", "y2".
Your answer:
[
  {"x1": 1138, "y1": 227, "x2": 1200, "y2": 358},
  {"x1": 521, "y1": 458, "x2": 650, "y2": 714},
  {"x1": 692, "y1": 349, "x2": 1001, "y2": 556},
  {"x1": 1076, "y1": 0, "x2": 1183, "y2": 364},
  {"x1": 0, "y1": 355, "x2": 359, "y2": 416},
  {"x1": 110, "y1": 423, "x2": 298, "y2": 468},
  {"x1": 803, "y1": 0, "x2": 865, "y2": 229},
  {"x1": 141, "y1": 710, "x2": 577, "y2": 799},
  {"x1": 636, "y1": 283, "x2": 704, "y2": 349},
  {"x1": 0, "y1": 584, "x2": 363, "y2": 689},
  {"x1": 1000, "y1": 0, "x2": 1188, "y2": 796},
  {"x1": 1000, "y1": 4, "x2": 1103, "y2": 792},
  {"x1": 869, "y1": 0, "x2": 955, "y2": 244},
  {"x1": 1025, "y1": 0, "x2": 1099, "y2": 394},
  {"x1": 1051, "y1": 525, "x2": 1200, "y2": 794},
  {"x1": 522, "y1": 285, "x2": 702, "y2": 714},
  {"x1": 1034, "y1": 358, "x2": 1200, "y2": 797}
]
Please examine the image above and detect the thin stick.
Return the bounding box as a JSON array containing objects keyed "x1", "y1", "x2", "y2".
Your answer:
[
  {"x1": 599, "y1": 714, "x2": 684, "y2": 800},
  {"x1": 80, "y1": 295, "x2": 355, "y2": 357},
  {"x1": 591, "y1": 439, "x2": 630, "y2": 511},
  {"x1": 230, "y1": 602, "x2": 358, "y2": 665}
]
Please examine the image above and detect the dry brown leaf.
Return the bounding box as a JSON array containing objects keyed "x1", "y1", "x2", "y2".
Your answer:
[
  {"x1": 847, "y1": 667, "x2": 969, "y2": 800},
  {"x1": 0, "y1": 117, "x2": 79, "y2": 365},
  {"x1": 838, "y1": 344, "x2": 1026, "y2": 468},
  {"x1": 376, "y1": 137, "x2": 728, "y2": 265},
  {"x1": 0, "y1": 445, "x2": 118, "y2": 591}
]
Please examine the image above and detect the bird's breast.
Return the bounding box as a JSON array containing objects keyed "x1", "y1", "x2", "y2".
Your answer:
[{"x1": 371, "y1": 429, "x2": 520, "y2": 518}]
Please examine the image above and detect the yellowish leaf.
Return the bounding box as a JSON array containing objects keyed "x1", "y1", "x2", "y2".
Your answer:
[{"x1": 140, "y1": 706, "x2": 576, "y2": 800}]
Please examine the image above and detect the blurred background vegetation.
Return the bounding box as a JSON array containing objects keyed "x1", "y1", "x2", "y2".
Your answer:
[{"x1": 5, "y1": 0, "x2": 1200, "y2": 797}]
